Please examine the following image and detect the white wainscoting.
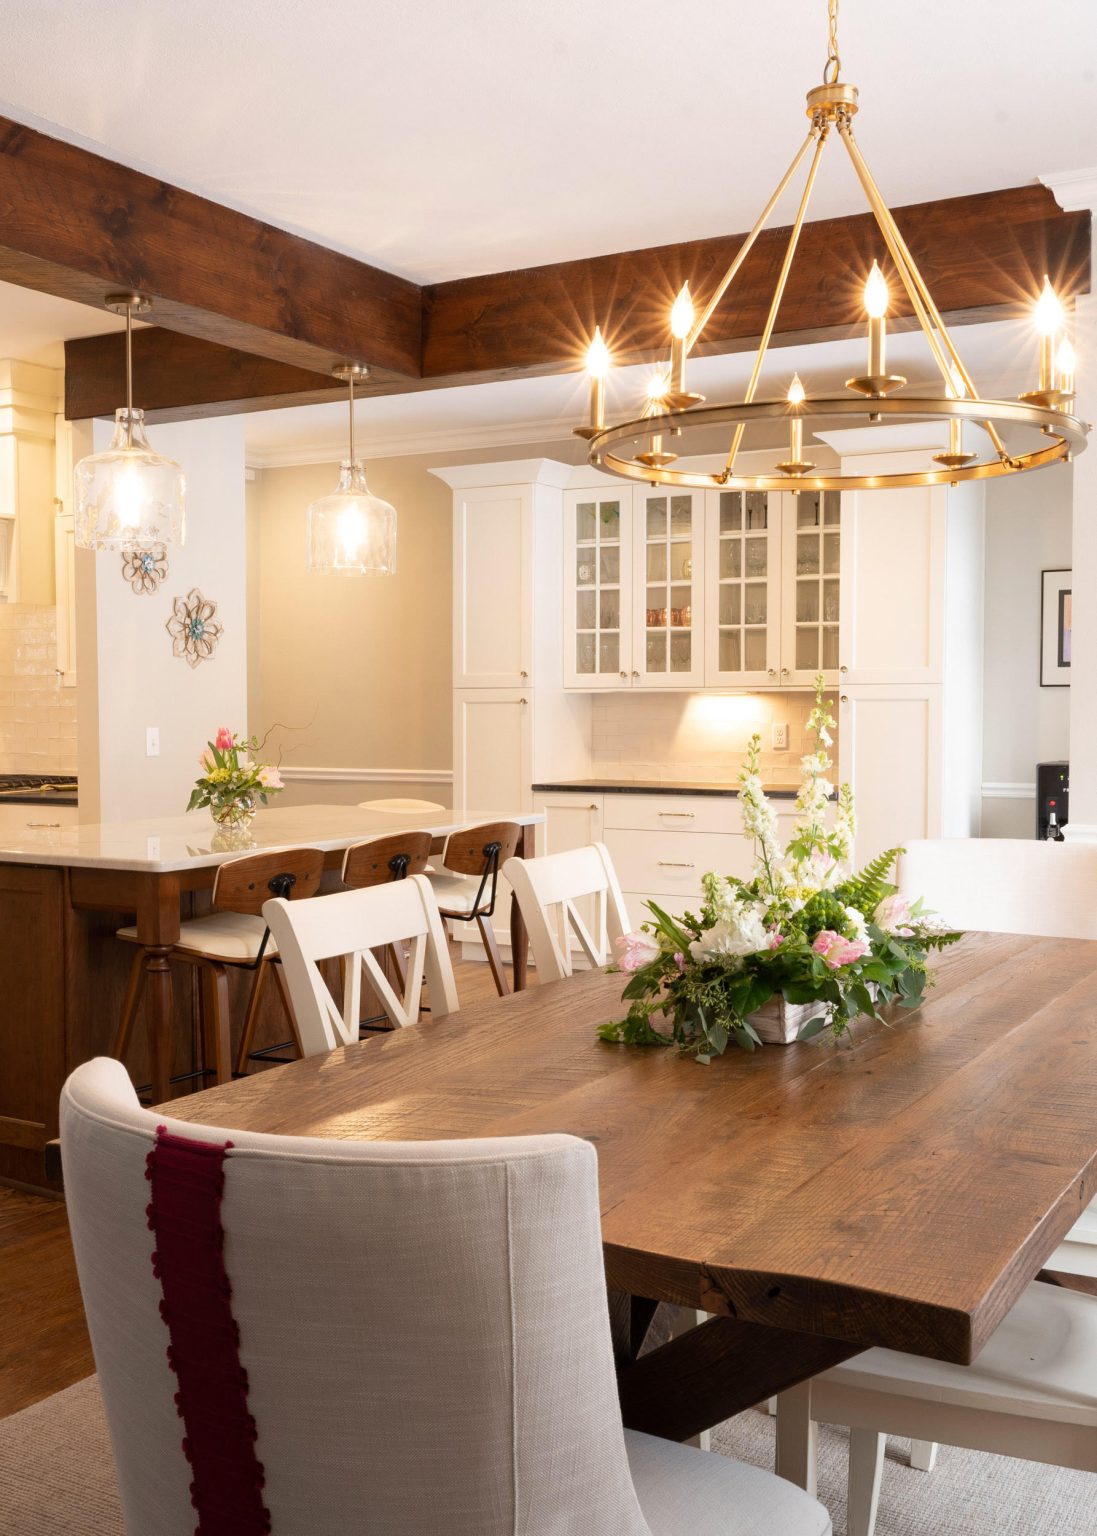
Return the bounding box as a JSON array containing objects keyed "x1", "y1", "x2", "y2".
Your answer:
[
  {"x1": 980, "y1": 781, "x2": 1037, "y2": 840},
  {"x1": 276, "y1": 766, "x2": 454, "y2": 809}
]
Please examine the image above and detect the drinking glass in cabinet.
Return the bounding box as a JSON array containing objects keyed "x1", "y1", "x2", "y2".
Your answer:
[
  {"x1": 796, "y1": 581, "x2": 820, "y2": 624},
  {"x1": 647, "y1": 499, "x2": 667, "y2": 537},
  {"x1": 576, "y1": 550, "x2": 594, "y2": 585},
  {"x1": 744, "y1": 630, "x2": 767, "y2": 671},
  {"x1": 647, "y1": 631, "x2": 667, "y2": 671},
  {"x1": 670, "y1": 632, "x2": 692, "y2": 671},
  {"x1": 823, "y1": 579, "x2": 839, "y2": 622},
  {"x1": 576, "y1": 502, "x2": 597, "y2": 542},
  {"x1": 719, "y1": 630, "x2": 741, "y2": 671},
  {"x1": 669, "y1": 584, "x2": 690, "y2": 623},
  {"x1": 598, "y1": 633, "x2": 619, "y2": 673},
  {"x1": 670, "y1": 542, "x2": 692, "y2": 581},
  {"x1": 719, "y1": 491, "x2": 742, "y2": 532},
  {"x1": 719, "y1": 586, "x2": 742, "y2": 625},
  {"x1": 822, "y1": 626, "x2": 839, "y2": 669},
  {"x1": 647, "y1": 543, "x2": 667, "y2": 581},
  {"x1": 670, "y1": 496, "x2": 692, "y2": 536},
  {"x1": 719, "y1": 540, "x2": 742, "y2": 579},
  {"x1": 576, "y1": 590, "x2": 596, "y2": 628},
  {"x1": 576, "y1": 633, "x2": 596, "y2": 674},
  {"x1": 600, "y1": 590, "x2": 620, "y2": 628},
  {"x1": 797, "y1": 534, "x2": 820, "y2": 575},
  {"x1": 745, "y1": 536, "x2": 767, "y2": 575},
  {"x1": 744, "y1": 584, "x2": 767, "y2": 625},
  {"x1": 599, "y1": 546, "x2": 620, "y2": 583},
  {"x1": 823, "y1": 533, "x2": 839, "y2": 575}
]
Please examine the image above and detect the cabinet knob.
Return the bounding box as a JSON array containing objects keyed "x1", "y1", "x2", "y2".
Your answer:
[
  {"x1": 840, "y1": 665, "x2": 848, "y2": 674},
  {"x1": 619, "y1": 671, "x2": 628, "y2": 680},
  {"x1": 589, "y1": 804, "x2": 599, "y2": 811},
  {"x1": 519, "y1": 697, "x2": 528, "y2": 705},
  {"x1": 520, "y1": 670, "x2": 529, "y2": 679},
  {"x1": 840, "y1": 694, "x2": 849, "y2": 704},
  {"x1": 767, "y1": 668, "x2": 776, "y2": 678},
  {"x1": 632, "y1": 670, "x2": 640, "y2": 679},
  {"x1": 780, "y1": 667, "x2": 790, "y2": 677}
]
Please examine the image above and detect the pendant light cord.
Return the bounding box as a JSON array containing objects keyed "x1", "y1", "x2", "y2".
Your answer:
[
  {"x1": 125, "y1": 303, "x2": 134, "y2": 448},
  {"x1": 348, "y1": 370, "x2": 355, "y2": 463}
]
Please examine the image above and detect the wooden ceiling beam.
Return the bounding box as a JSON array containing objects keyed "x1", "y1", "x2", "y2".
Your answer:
[
  {"x1": 59, "y1": 176, "x2": 1090, "y2": 421},
  {"x1": 0, "y1": 115, "x2": 422, "y2": 381}
]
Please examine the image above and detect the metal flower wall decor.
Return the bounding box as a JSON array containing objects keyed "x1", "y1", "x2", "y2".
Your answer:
[
  {"x1": 121, "y1": 543, "x2": 168, "y2": 595},
  {"x1": 166, "y1": 588, "x2": 223, "y2": 668}
]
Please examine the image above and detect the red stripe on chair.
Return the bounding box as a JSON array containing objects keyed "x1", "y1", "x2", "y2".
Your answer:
[{"x1": 146, "y1": 1127, "x2": 271, "y2": 1536}]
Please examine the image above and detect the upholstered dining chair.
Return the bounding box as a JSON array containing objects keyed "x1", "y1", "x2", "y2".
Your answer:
[
  {"x1": 263, "y1": 874, "x2": 459, "y2": 1055},
  {"x1": 504, "y1": 841, "x2": 629, "y2": 982},
  {"x1": 61, "y1": 1056, "x2": 832, "y2": 1536}
]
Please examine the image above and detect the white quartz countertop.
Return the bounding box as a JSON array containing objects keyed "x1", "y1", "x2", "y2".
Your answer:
[{"x1": 0, "y1": 803, "x2": 544, "y2": 873}]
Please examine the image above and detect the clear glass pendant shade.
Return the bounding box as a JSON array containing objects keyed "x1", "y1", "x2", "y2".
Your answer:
[
  {"x1": 306, "y1": 460, "x2": 397, "y2": 576},
  {"x1": 74, "y1": 409, "x2": 186, "y2": 551}
]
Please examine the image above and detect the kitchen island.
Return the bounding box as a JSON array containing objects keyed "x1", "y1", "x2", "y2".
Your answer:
[{"x1": 0, "y1": 803, "x2": 543, "y2": 1192}]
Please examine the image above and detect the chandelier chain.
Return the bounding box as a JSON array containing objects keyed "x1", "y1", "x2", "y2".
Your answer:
[{"x1": 824, "y1": 0, "x2": 841, "y2": 85}]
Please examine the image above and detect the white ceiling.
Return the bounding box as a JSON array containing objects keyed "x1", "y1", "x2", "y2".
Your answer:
[
  {"x1": 241, "y1": 319, "x2": 1039, "y2": 464},
  {"x1": 0, "y1": 0, "x2": 1094, "y2": 284},
  {"x1": 0, "y1": 282, "x2": 128, "y2": 368}
]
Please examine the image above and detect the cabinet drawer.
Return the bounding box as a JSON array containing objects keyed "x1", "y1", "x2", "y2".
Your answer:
[
  {"x1": 604, "y1": 828, "x2": 750, "y2": 896},
  {"x1": 602, "y1": 794, "x2": 739, "y2": 835}
]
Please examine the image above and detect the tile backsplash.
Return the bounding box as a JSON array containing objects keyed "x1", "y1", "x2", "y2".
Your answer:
[
  {"x1": 590, "y1": 691, "x2": 836, "y2": 784},
  {"x1": 0, "y1": 605, "x2": 77, "y2": 772}
]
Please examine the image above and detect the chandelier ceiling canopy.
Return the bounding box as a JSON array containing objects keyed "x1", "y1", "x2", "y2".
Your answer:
[{"x1": 578, "y1": 0, "x2": 1089, "y2": 494}]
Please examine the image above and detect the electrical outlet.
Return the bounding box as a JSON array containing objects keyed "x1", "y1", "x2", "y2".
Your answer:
[
  {"x1": 146, "y1": 727, "x2": 160, "y2": 757},
  {"x1": 772, "y1": 722, "x2": 789, "y2": 750}
]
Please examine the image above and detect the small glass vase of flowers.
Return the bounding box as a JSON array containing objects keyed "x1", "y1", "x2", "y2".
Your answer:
[
  {"x1": 599, "y1": 677, "x2": 961, "y2": 1061},
  {"x1": 187, "y1": 727, "x2": 284, "y2": 828}
]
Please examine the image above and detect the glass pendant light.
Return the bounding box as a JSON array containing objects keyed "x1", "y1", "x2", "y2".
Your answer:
[
  {"x1": 306, "y1": 364, "x2": 396, "y2": 576},
  {"x1": 73, "y1": 293, "x2": 185, "y2": 550}
]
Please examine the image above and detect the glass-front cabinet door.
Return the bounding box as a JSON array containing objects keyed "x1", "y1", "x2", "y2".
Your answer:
[
  {"x1": 564, "y1": 488, "x2": 632, "y2": 689},
  {"x1": 631, "y1": 488, "x2": 705, "y2": 688},
  {"x1": 781, "y1": 489, "x2": 841, "y2": 685},
  {"x1": 704, "y1": 488, "x2": 782, "y2": 686}
]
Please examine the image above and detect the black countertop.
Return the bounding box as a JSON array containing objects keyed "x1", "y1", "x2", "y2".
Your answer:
[{"x1": 532, "y1": 778, "x2": 804, "y2": 800}]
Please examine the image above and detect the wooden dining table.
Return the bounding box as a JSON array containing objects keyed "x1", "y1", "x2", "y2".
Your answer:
[{"x1": 164, "y1": 929, "x2": 1097, "y2": 1444}]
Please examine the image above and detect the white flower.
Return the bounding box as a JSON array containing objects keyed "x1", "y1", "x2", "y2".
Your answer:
[
  {"x1": 689, "y1": 904, "x2": 768, "y2": 967},
  {"x1": 844, "y1": 905, "x2": 868, "y2": 941}
]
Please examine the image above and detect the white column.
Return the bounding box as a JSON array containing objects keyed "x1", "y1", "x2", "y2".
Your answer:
[{"x1": 1042, "y1": 171, "x2": 1097, "y2": 839}]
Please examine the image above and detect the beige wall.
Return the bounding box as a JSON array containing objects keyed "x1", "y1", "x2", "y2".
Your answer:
[
  {"x1": 980, "y1": 460, "x2": 1072, "y2": 838},
  {"x1": 249, "y1": 435, "x2": 589, "y2": 794}
]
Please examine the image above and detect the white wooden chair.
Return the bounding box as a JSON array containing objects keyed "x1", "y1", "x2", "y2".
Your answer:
[
  {"x1": 504, "y1": 841, "x2": 629, "y2": 982},
  {"x1": 775, "y1": 1280, "x2": 1097, "y2": 1536},
  {"x1": 263, "y1": 874, "x2": 458, "y2": 1056},
  {"x1": 774, "y1": 836, "x2": 1097, "y2": 1529},
  {"x1": 61, "y1": 1056, "x2": 832, "y2": 1536}
]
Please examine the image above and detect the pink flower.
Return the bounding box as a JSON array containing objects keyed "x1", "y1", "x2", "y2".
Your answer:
[
  {"x1": 198, "y1": 748, "x2": 215, "y2": 772},
  {"x1": 767, "y1": 927, "x2": 784, "y2": 950},
  {"x1": 257, "y1": 764, "x2": 283, "y2": 791},
  {"x1": 673, "y1": 951, "x2": 686, "y2": 974},
  {"x1": 615, "y1": 932, "x2": 661, "y2": 973},
  {"x1": 214, "y1": 727, "x2": 235, "y2": 751},
  {"x1": 874, "y1": 893, "x2": 915, "y2": 936},
  {"x1": 813, "y1": 929, "x2": 871, "y2": 970}
]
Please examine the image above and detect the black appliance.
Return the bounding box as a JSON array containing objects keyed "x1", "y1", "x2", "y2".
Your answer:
[{"x1": 1036, "y1": 760, "x2": 1069, "y2": 841}]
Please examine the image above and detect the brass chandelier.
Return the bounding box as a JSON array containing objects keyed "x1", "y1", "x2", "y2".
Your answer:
[{"x1": 578, "y1": 0, "x2": 1089, "y2": 493}]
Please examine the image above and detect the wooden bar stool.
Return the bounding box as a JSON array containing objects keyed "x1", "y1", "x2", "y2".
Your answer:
[
  {"x1": 341, "y1": 830, "x2": 434, "y2": 1026},
  {"x1": 427, "y1": 821, "x2": 520, "y2": 996},
  {"x1": 114, "y1": 847, "x2": 326, "y2": 1094}
]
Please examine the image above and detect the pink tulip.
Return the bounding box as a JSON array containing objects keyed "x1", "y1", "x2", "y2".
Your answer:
[
  {"x1": 214, "y1": 727, "x2": 235, "y2": 751},
  {"x1": 615, "y1": 932, "x2": 661, "y2": 973},
  {"x1": 813, "y1": 929, "x2": 870, "y2": 970}
]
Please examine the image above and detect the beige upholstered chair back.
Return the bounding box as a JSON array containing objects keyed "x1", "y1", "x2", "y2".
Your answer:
[
  {"x1": 898, "y1": 838, "x2": 1097, "y2": 939},
  {"x1": 263, "y1": 874, "x2": 459, "y2": 1053},
  {"x1": 504, "y1": 842, "x2": 629, "y2": 981},
  {"x1": 61, "y1": 1058, "x2": 652, "y2": 1536}
]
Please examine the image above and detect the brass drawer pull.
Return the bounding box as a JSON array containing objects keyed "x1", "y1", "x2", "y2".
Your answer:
[
  {"x1": 659, "y1": 811, "x2": 696, "y2": 818},
  {"x1": 657, "y1": 860, "x2": 695, "y2": 868}
]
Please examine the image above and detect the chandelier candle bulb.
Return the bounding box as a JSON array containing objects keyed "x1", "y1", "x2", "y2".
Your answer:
[
  {"x1": 788, "y1": 374, "x2": 805, "y2": 461},
  {"x1": 1035, "y1": 277, "x2": 1063, "y2": 392},
  {"x1": 670, "y1": 283, "x2": 694, "y2": 393},
  {"x1": 864, "y1": 261, "x2": 889, "y2": 376},
  {"x1": 1058, "y1": 338, "x2": 1076, "y2": 399},
  {"x1": 586, "y1": 327, "x2": 610, "y2": 433}
]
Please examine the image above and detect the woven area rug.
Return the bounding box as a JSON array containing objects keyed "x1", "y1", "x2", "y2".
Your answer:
[{"x1": 2, "y1": 1374, "x2": 1095, "y2": 1533}]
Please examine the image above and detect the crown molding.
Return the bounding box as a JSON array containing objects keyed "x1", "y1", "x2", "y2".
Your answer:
[
  {"x1": 1040, "y1": 168, "x2": 1097, "y2": 214},
  {"x1": 245, "y1": 414, "x2": 582, "y2": 470}
]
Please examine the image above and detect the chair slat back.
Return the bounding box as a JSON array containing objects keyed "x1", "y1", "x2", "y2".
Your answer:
[
  {"x1": 342, "y1": 831, "x2": 434, "y2": 889},
  {"x1": 263, "y1": 875, "x2": 459, "y2": 1055},
  {"x1": 211, "y1": 846, "x2": 326, "y2": 915},
  {"x1": 898, "y1": 839, "x2": 1097, "y2": 939},
  {"x1": 504, "y1": 843, "x2": 629, "y2": 983},
  {"x1": 441, "y1": 821, "x2": 521, "y2": 877}
]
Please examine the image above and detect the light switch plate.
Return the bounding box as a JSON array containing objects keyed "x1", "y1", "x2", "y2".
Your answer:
[
  {"x1": 772, "y1": 722, "x2": 789, "y2": 750},
  {"x1": 146, "y1": 727, "x2": 160, "y2": 757}
]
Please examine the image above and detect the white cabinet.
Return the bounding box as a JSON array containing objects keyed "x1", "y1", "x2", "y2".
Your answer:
[
  {"x1": 704, "y1": 488, "x2": 782, "y2": 686},
  {"x1": 782, "y1": 488, "x2": 842, "y2": 686},
  {"x1": 839, "y1": 480, "x2": 943, "y2": 685},
  {"x1": 453, "y1": 690, "x2": 533, "y2": 816},
  {"x1": 452, "y1": 481, "x2": 532, "y2": 688},
  {"x1": 565, "y1": 486, "x2": 631, "y2": 687},
  {"x1": 631, "y1": 486, "x2": 706, "y2": 688},
  {"x1": 838, "y1": 686, "x2": 943, "y2": 865},
  {"x1": 536, "y1": 790, "x2": 603, "y2": 857}
]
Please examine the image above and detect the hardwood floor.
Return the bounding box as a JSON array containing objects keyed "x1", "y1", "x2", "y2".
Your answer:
[{"x1": 0, "y1": 951, "x2": 517, "y2": 1420}]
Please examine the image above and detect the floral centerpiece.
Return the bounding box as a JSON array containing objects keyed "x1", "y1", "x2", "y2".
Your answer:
[
  {"x1": 599, "y1": 678, "x2": 961, "y2": 1061},
  {"x1": 187, "y1": 727, "x2": 284, "y2": 827}
]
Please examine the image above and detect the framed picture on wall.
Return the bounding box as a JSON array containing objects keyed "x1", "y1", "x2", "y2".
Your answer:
[{"x1": 1041, "y1": 568, "x2": 1072, "y2": 687}]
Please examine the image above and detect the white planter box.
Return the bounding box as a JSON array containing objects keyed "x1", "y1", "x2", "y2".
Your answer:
[{"x1": 749, "y1": 996, "x2": 831, "y2": 1044}]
